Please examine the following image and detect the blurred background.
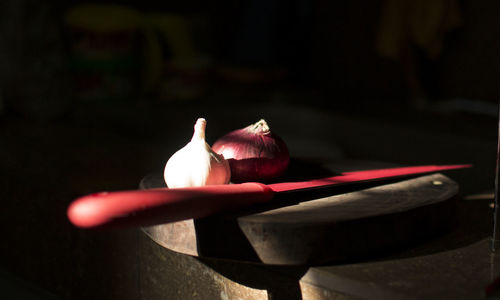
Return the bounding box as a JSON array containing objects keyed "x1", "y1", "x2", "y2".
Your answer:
[{"x1": 0, "y1": 0, "x2": 499, "y2": 299}]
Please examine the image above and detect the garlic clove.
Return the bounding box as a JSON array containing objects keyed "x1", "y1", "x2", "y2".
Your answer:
[{"x1": 164, "y1": 118, "x2": 231, "y2": 188}]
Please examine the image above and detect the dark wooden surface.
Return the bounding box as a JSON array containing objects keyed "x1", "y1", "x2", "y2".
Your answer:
[
  {"x1": 0, "y1": 101, "x2": 495, "y2": 299},
  {"x1": 135, "y1": 193, "x2": 497, "y2": 300},
  {"x1": 141, "y1": 161, "x2": 459, "y2": 265}
]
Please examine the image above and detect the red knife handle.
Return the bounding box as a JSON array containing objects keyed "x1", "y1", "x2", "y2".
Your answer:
[{"x1": 67, "y1": 183, "x2": 274, "y2": 229}]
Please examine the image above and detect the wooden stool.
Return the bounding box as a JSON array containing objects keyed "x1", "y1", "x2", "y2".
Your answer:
[{"x1": 136, "y1": 160, "x2": 469, "y2": 299}]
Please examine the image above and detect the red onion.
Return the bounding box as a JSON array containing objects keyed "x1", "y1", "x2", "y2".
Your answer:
[{"x1": 212, "y1": 119, "x2": 289, "y2": 183}]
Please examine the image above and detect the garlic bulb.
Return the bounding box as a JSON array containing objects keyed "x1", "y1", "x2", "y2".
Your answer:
[{"x1": 164, "y1": 118, "x2": 231, "y2": 188}]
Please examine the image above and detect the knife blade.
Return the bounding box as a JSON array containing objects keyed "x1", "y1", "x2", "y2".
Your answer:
[{"x1": 67, "y1": 164, "x2": 471, "y2": 229}]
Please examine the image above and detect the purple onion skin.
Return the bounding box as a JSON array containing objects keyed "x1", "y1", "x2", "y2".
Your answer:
[{"x1": 212, "y1": 121, "x2": 290, "y2": 183}]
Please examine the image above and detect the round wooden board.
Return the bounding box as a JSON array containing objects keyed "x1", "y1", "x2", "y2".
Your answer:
[{"x1": 140, "y1": 160, "x2": 459, "y2": 266}]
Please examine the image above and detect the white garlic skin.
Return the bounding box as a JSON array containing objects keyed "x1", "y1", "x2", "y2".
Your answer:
[{"x1": 164, "y1": 118, "x2": 231, "y2": 188}]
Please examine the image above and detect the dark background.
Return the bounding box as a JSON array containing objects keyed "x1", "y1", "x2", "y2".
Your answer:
[{"x1": 0, "y1": 0, "x2": 499, "y2": 299}]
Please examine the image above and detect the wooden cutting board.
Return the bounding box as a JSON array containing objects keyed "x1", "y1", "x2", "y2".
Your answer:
[{"x1": 140, "y1": 160, "x2": 459, "y2": 266}]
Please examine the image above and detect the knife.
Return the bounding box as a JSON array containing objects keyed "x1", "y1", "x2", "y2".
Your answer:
[{"x1": 67, "y1": 164, "x2": 471, "y2": 229}]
